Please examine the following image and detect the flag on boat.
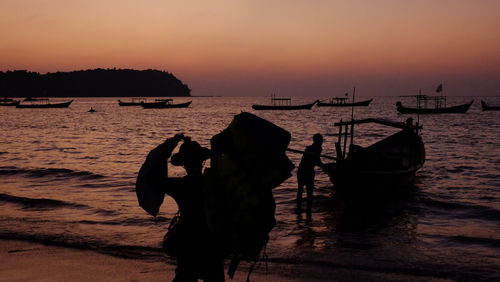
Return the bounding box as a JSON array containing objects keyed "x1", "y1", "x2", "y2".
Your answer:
[{"x1": 436, "y1": 84, "x2": 443, "y2": 93}]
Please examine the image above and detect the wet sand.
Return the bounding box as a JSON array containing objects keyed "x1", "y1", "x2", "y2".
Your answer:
[
  {"x1": 0, "y1": 239, "x2": 454, "y2": 281},
  {"x1": 0, "y1": 240, "x2": 289, "y2": 282}
]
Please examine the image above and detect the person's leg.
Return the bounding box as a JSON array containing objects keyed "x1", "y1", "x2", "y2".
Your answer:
[
  {"x1": 297, "y1": 178, "x2": 304, "y2": 208},
  {"x1": 306, "y1": 181, "x2": 314, "y2": 213}
]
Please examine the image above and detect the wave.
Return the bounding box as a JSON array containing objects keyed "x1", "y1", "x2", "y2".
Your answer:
[
  {"x1": 0, "y1": 193, "x2": 89, "y2": 210},
  {"x1": 0, "y1": 193, "x2": 117, "y2": 216},
  {"x1": 420, "y1": 197, "x2": 500, "y2": 222},
  {"x1": 0, "y1": 166, "x2": 106, "y2": 180},
  {"x1": 0, "y1": 232, "x2": 167, "y2": 261}
]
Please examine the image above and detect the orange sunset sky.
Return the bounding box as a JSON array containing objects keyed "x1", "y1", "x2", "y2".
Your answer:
[{"x1": 1, "y1": 0, "x2": 499, "y2": 96}]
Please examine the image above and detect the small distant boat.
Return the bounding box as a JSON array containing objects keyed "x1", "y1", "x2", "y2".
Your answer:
[
  {"x1": 324, "y1": 118, "x2": 425, "y2": 196},
  {"x1": 396, "y1": 94, "x2": 473, "y2": 114},
  {"x1": 118, "y1": 98, "x2": 147, "y2": 106},
  {"x1": 0, "y1": 98, "x2": 20, "y2": 106},
  {"x1": 16, "y1": 100, "x2": 73, "y2": 108},
  {"x1": 88, "y1": 107, "x2": 96, "y2": 113},
  {"x1": 316, "y1": 97, "x2": 372, "y2": 107},
  {"x1": 252, "y1": 97, "x2": 316, "y2": 110},
  {"x1": 481, "y1": 101, "x2": 500, "y2": 111},
  {"x1": 141, "y1": 99, "x2": 192, "y2": 109}
]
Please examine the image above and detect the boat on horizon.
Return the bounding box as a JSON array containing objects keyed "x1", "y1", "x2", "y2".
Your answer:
[
  {"x1": 324, "y1": 118, "x2": 425, "y2": 197},
  {"x1": 481, "y1": 100, "x2": 500, "y2": 111},
  {"x1": 396, "y1": 85, "x2": 473, "y2": 114},
  {"x1": 316, "y1": 97, "x2": 372, "y2": 107},
  {"x1": 141, "y1": 99, "x2": 192, "y2": 109},
  {"x1": 118, "y1": 98, "x2": 147, "y2": 106},
  {"x1": 396, "y1": 96, "x2": 473, "y2": 114},
  {"x1": 252, "y1": 96, "x2": 316, "y2": 110},
  {"x1": 0, "y1": 98, "x2": 20, "y2": 106},
  {"x1": 16, "y1": 99, "x2": 73, "y2": 108}
]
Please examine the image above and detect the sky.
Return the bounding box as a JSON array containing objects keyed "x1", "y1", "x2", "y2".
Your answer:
[{"x1": 1, "y1": 0, "x2": 500, "y2": 96}]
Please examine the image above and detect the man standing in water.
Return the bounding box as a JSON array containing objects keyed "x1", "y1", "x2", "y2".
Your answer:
[{"x1": 297, "y1": 133, "x2": 324, "y2": 213}]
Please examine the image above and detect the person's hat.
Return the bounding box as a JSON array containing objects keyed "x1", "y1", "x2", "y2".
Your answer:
[{"x1": 171, "y1": 139, "x2": 210, "y2": 166}]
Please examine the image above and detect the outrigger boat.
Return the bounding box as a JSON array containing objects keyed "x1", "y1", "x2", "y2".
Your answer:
[
  {"x1": 316, "y1": 97, "x2": 372, "y2": 107},
  {"x1": 396, "y1": 94, "x2": 473, "y2": 114},
  {"x1": 252, "y1": 96, "x2": 316, "y2": 110},
  {"x1": 16, "y1": 99, "x2": 73, "y2": 108},
  {"x1": 141, "y1": 99, "x2": 192, "y2": 109},
  {"x1": 324, "y1": 118, "x2": 425, "y2": 196},
  {"x1": 481, "y1": 101, "x2": 500, "y2": 111},
  {"x1": 118, "y1": 98, "x2": 147, "y2": 106}
]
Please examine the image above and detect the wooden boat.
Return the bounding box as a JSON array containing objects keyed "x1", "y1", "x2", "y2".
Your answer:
[
  {"x1": 316, "y1": 97, "x2": 372, "y2": 107},
  {"x1": 118, "y1": 98, "x2": 146, "y2": 106},
  {"x1": 252, "y1": 97, "x2": 316, "y2": 110},
  {"x1": 324, "y1": 118, "x2": 425, "y2": 196},
  {"x1": 0, "y1": 99, "x2": 20, "y2": 106},
  {"x1": 396, "y1": 95, "x2": 473, "y2": 114},
  {"x1": 16, "y1": 100, "x2": 73, "y2": 108},
  {"x1": 481, "y1": 101, "x2": 500, "y2": 111},
  {"x1": 141, "y1": 99, "x2": 192, "y2": 109}
]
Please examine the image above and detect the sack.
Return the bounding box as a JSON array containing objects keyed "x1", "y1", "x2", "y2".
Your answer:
[{"x1": 162, "y1": 212, "x2": 182, "y2": 257}]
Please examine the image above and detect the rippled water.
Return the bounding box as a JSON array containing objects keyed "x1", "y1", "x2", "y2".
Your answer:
[{"x1": 1, "y1": 97, "x2": 499, "y2": 281}]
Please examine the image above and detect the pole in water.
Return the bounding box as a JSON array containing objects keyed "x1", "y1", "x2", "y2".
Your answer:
[{"x1": 350, "y1": 87, "x2": 355, "y2": 145}]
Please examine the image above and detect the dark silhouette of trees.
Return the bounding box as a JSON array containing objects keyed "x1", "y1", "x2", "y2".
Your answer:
[{"x1": 0, "y1": 68, "x2": 191, "y2": 97}]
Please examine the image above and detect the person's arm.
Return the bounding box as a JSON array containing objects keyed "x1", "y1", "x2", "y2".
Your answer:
[{"x1": 136, "y1": 134, "x2": 184, "y2": 216}]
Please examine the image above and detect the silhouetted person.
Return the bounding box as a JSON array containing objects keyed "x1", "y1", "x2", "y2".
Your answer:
[
  {"x1": 297, "y1": 133, "x2": 324, "y2": 213},
  {"x1": 162, "y1": 135, "x2": 225, "y2": 282}
]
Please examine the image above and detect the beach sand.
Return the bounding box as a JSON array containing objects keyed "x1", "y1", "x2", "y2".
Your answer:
[
  {"x1": 0, "y1": 240, "x2": 453, "y2": 281},
  {"x1": 0, "y1": 240, "x2": 291, "y2": 282}
]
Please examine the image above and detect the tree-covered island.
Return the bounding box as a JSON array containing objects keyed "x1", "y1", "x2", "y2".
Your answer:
[{"x1": 0, "y1": 68, "x2": 191, "y2": 97}]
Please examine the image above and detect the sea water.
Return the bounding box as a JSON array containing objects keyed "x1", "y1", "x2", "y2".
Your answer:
[{"x1": 0, "y1": 96, "x2": 499, "y2": 281}]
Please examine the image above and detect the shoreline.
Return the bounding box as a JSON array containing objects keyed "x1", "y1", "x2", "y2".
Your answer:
[{"x1": 0, "y1": 239, "x2": 454, "y2": 281}]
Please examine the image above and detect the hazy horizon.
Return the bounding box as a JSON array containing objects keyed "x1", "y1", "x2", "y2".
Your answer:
[{"x1": 1, "y1": 0, "x2": 500, "y2": 96}]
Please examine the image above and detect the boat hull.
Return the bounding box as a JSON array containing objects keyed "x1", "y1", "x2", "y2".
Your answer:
[
  {"x1": 252, "y1": 102, "x2": 315, "y2": 110},
  {"x1": 325, "y1": 130, "x2": 425, "y2": 196},
  {"x1": 316, "y1": 99, "x2": 372, "y2": 107},
  {"x1": 481, "y1": 101, "x2": 500, "y2": 111},
  {"x1": 16, "y1": 100, "x2": 73, "y2": 108},
  {"x1": 141, "y1": 101, "x2": 192, "y2": 108},
  {"x1": 327, "y1": 165, "x2": 421, "y2": 196},
  {"x1": 118, "y1": 100, "x2": 144, "y2": 106},
  {"x1": 397, "y1": 100, "x2": 473, "y2": 114},
  {"x1": 0, "y1": 100, "x2": 20, "y2": 106}
]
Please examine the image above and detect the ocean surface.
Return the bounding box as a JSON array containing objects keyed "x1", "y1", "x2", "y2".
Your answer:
[{"x1": 1, "y1": 96, "x2": 499, "y2": 281}]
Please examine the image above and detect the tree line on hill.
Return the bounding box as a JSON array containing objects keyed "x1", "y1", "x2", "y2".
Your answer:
[{"x1": 0, "y1": 68, "x2": 191, "y2": 97}]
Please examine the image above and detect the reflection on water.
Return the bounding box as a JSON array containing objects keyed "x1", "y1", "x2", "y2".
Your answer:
[{"x1": 0, "y1": 97, "x2": 499, "y2": 280}]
